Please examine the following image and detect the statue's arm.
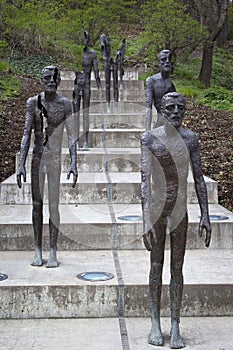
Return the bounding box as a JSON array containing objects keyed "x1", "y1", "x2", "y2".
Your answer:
[
  {"x1": 146, "y1": 77, "x2": 153, "y2": 130},
  {"x1": 93, "y1": 54, "x2": 101, "y2": 88},
  {"x1": 65, "y1": 101, "x2": 78, "y2": 187},
  {"x1": 141, "y1": 133, "x2": 153, "y2": 232},
  {"x1": 17, "y1": 97, "x2": 34, "y2": 188},
  {"x1": 190, "y1": 133, "x2": 211, "y2": 247}
]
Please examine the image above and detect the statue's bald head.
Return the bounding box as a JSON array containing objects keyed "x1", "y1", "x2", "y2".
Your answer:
[{"x1": 41, "y1": 66, "x2": 61, "y2": 90}]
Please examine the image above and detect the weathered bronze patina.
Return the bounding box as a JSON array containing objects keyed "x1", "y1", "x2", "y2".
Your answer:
[
  {"x1": 73, "y1": 31, "x2": 101, "y2": 150},
  {"x1": 141, "y1": 92, "x2": 211, "y2": 348},
  {"x1": 17, "y1": 66, "x2": 78, "y2": 268},
  {"x1": 146, "y1": 50, "x2": 176, "y2": 130}
]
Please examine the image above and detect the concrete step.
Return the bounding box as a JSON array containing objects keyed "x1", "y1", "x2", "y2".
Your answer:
[
  {"x1": 76, "y1": 101, "x2": 146, "y2": 113},
  {"x1": 59, "y1": 88, "x2": 146, "y2": 102},
  {"x1": 30, "y1": 128, "x2": 144, "y2": 148},
  {"x1": 0, "y1": 172, "x2": 218, "y2": 205},
  {"x1": 81, "y1": 112, "x2": 146, "y2": 129},
  {"x1": 60, "y1": 70, "x2": 140, "y2": 82},
  {"x1": 0, "y1": 316, "x2": 232, "y2": 350},
  {"x1": 60, "y1": 78, "x2": 144, "y2": 90},
  {"x1": 0, "y1": 203, "x2": 232, "y2": 250},
  {"x1": 0, "y1": 249, "x2": 232, "y2": 318},
  {"x1": 16, "y1": 148, "x2": 142, "y2": 173}
]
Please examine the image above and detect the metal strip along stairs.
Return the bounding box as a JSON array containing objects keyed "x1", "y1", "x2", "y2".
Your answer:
[{"x1": 0, "y1": 70, "x2": 233, "y2": 326}]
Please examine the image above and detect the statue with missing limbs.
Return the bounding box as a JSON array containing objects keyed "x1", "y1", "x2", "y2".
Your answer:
[
  {"x1": 73, "y1": 30, "x2": 101, "y2": 150},
  {"x1": 146, "y1": 50, "x2": 176, "y2": 130},
  {"x1": 141, "y1": 92, "x2": 211, "y2": 348},
  {"x1": 100, "y1": 35, "x2": 125, "y2": 111},
  {"x1": 17, "y1": 66, "x2": 78, "y2": 268}
]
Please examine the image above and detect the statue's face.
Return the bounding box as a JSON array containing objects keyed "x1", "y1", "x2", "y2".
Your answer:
[
  {"x1": 158, "y1": 52, "x2": 171, "y2": 73},
  {"x1": 84, "y1": 31, "x2": 90, "y2": 47},
  {"x1": 41, "y1": 67, "x2": 60, "y2": 93},
  {"x1": 163, "y1": 96, "x2": 186, "y2": 128}
]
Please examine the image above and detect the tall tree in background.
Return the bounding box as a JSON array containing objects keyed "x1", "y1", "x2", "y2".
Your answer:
[
  {"x1": 195, "y1": 0, "x2": 228, "y2": 87},
  {"x1": 141, "y1": 0, "x2": 206, "y2": 69}
]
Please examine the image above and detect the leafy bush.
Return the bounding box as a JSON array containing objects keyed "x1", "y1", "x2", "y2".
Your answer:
[
  {"x1": 198, "y1": 87, "x2": 233, "y2": 111},
  {"x1": 0, "y1": 62, "x2": 20, "y2": 100}
]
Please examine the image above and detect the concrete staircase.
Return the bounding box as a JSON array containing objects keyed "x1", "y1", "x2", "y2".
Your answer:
[{"x1": 0, "y1": 70, "x2": 233, "y2": 349}]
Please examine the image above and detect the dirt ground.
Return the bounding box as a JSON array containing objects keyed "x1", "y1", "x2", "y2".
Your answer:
[{"x1": 0, "y1": 74, "x2": 232, "y2": 212}]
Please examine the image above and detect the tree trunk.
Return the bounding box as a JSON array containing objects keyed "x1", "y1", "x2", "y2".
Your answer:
[
  {"x1": 217, "y1": 13, "x2": 228, "y2": 47},
  {"x1": 198, "y1": 42, "x2": 214, "y2": 88}
]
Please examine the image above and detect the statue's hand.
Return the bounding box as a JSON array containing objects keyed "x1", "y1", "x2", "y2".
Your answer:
[
  {"x1": 17, "y1": 166, "x2": 26, "y2": 188},
  {"x1": 198, "y1": 215, "x2": 211, "y2": 248},
  {"x1": 67, "y1": 165, "x2": 78, "y2": 188},
  {"x1": 143, "y1": 226, "x2": 156, "y2": 251}
]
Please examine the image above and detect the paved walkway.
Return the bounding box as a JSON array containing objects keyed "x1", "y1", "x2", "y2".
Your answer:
[{"x1": 1, "y1": 317, "x2": 232, "y2": 350}]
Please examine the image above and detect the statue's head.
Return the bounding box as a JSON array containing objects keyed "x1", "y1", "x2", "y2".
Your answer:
[
  {"x1": 100, "y1": 34, "x2": 111, "y2": 59},
  {"x1": 41, "y1": 66, "x2": 61, "y2": 92},
  {"x1": 158, "y1": 49, "x2": 171, "y2": 73},
  {"x1": 84, "y1": 30, "x2": 90, "y2": 47},
  {"x1": 161, "y1": 92, "x2": 186, "y2": 128}
]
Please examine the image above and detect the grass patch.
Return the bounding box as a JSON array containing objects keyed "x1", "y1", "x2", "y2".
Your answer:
[{"x1": 0, "y1": 61, "x2": 21, "y2": 101}]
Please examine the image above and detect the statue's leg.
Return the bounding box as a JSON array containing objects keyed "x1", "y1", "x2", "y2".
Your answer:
[
  {"x1": 73, "y1": 95, "x2": 81, "y2": 148},
  {"x1": 113, "y1": 64, "x2": 119, "y2": 103},
  {"x1": 83, "y1": 86, "x2": 90, "y2": 150},
  {"x1": 31, "y1": 157, "x2": 45, "y2": 266},
  {"x1": 47, "y1": 163, "x2": 61, "y2": 268},
  {"x1": 149, "y1": 217, "x2": 166, "y2": 346},
  {"x1": 170, "y1": 213, "x2": 188, "y2": 349},
  {"x1": 105, "y1": 63, "x2": 111, "y2": 112}
]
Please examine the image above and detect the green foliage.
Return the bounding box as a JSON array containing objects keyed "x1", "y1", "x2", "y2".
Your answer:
[
  {"x1": 141, "y1": 0, "x2": 207, "y2": 68},
  {"x1": 0, "y1": 61, "x2": 21, "y2": 100},
  {"x1": 171, "y1": 50, "x2": 233, "y2": 111},
  {"x1": 228, "y1": 4, "x2": 233, "y2": 40},
  {"x1": 211, "y1": 47, "x2": 233, "y2": 90},
  {"x1": 0, "y1": 0, "x2": 138, "y2": 64},
  {"x1": 8, "y1": 52, "x2": 58, "y2": 77},
  {"x1": 198, "y1": 87, "x2": 233, "y2": 111}
]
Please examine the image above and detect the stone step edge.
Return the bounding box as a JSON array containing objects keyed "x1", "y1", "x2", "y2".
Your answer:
[{"x1": 0, "y1": 249, "x2": 232, "y2": 318}]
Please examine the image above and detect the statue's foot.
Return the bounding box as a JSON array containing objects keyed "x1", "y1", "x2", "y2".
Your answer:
[
  {"x1": 170, "y1": 322, "x2": 185, "y2": 349},
  {"x1": 47, "y1": 251, "x2": 58, "y2": 268},
  {"x1": 31, "y1": 254, "x2": 43, "y2": 267},
  {"x1": 149, "y1": 326, "x2": 164, "y2": 346}
]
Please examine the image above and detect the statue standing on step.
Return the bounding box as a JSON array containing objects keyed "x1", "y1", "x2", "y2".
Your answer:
[
  {"x1": 119, "y1": 38, "x2": 126, "y2": 90},
  {"x1": 146, "y1": 50, "x2": 176, "y2": 130},
  {"x1": 141, "y1": 92, "x2": 211, "y2": 348},
  {"x1": 73, "y1": 70, "x2": 86, "y2": 149},
  {"x1": 100, "y1": 34, "x2": 112, "y2": 111},
  {"x1": 100, "y1": 35, "x2": 124, "y2": 111},
  {"x1": 73, "y1": 30, "x2": 101, "y2": 150},
  {"x1": 17, "y1": 66, "x2": 78, "y2": 268}
]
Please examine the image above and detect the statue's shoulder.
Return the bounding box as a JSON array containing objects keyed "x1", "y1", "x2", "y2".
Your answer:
[
  {"x1": 179, "y1": 127, "x2": 199, "y2": 145},
  {"x1": 26, "y1": 95, "x2": 38, "y2": 108},
  {"x1": 85, "y1": 47, "x2": 97, "y2": 57},
  {"x1": 141, "y1": 126, "x2": 164, "y2": 144},
  {"x1": 146, "y1": 73, "x2": 161, "y2": 88}
]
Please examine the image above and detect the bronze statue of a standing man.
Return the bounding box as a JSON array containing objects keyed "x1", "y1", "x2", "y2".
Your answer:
[
  {"x1": 141, "y1": 92, "x2": 211, "y2": 348},
  {"x1": 73, "y1": 30, "x2": 101, "y2": 150},
  {"x1": 146, "y1": 50, "x2": 176, "y2": 130},
  {"x1": 17, "y1": 66, "x2": 78, "y2": 268}
]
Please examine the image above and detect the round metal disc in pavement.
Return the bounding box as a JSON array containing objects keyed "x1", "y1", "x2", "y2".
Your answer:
[
  {"x1": 117, "y1": 215, "x2": 142, "y2": 221},
  {"x1": 209, "y1": 215, "x2": 229, "y2": 221},
  {"x1": 0, "y1": 273, "x2": 8, "y2": 281},
  {"x1": 77, "y1": 271, "x2": 114, "y2": 282}
]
